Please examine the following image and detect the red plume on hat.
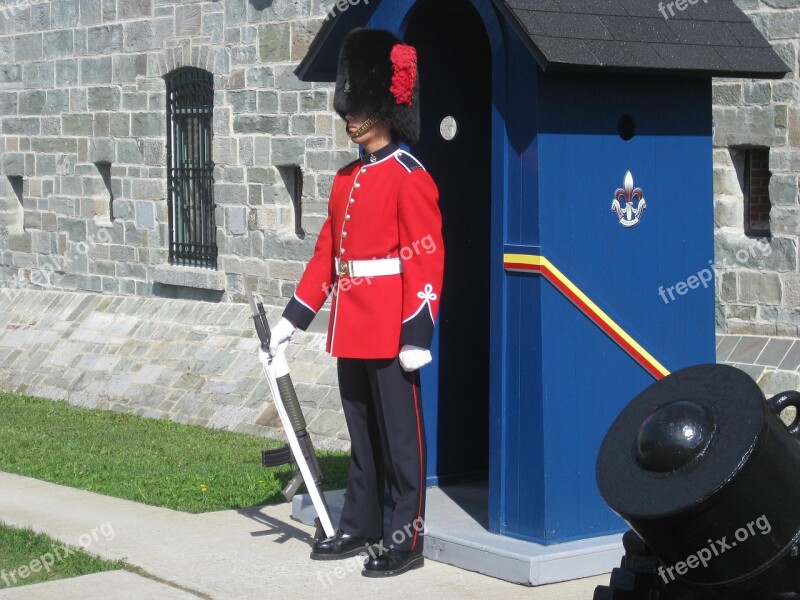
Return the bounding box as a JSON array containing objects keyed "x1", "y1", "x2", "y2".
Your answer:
[{"x1": 334, "y1": 28, "x2": 421, "y2": 145}]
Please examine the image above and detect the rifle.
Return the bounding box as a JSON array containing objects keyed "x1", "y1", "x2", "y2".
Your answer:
[{"x1": 245, "y1": 278, "x2": 335, "y2": 540}]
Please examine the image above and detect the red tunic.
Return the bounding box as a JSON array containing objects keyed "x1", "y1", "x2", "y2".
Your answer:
[{"x1": 283, "y1": 144, "x2": 444, "y2": 359}]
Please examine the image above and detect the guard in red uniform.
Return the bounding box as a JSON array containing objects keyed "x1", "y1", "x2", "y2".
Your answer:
[{"x1": 267, "y1": 29, "x2": 444, "y2": 577}]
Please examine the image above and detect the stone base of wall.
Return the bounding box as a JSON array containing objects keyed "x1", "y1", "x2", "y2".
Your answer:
[
  {"x1": 0, "y1": 288, "x2": 348, "y2": 451},
  {"x1": 717, "y1": 333, "x2": 800, "y2": 397}
]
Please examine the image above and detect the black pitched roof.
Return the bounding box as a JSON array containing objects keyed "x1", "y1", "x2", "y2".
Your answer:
[{"x1": 296, "y1": 0, "x2": 789, "y2": 81}]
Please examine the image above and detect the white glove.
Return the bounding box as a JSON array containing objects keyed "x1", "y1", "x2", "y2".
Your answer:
[
  {"x1": 268, "y1": 317, "x2": 296, "y2": 357},
  {"x1": 399, "y1": 345, "x2": 432, "y2": 372}
]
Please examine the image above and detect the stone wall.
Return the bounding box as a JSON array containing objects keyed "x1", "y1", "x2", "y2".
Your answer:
[
  {"x1": 714, "y1": 0, "x2": 800, "y2": 335},
  {"x1": 0, "y1": 0, "x2": 356, "y2": 306},
  {"x1": 0, "y1": 288, "x2": 347, "y2": 449}
]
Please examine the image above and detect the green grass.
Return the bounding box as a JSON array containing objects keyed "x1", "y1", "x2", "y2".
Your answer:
[
  {"x1": 0, "y1": 392, "x2": 349, "y2": 513},
  {"x1": 0, "y1": 525, "x2": 125, "y2": 590}
]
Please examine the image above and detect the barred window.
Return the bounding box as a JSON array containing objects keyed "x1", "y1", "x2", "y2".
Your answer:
[
  {"x1": 744, "y1": 148, "x2": 771, "y2": 238},
  {"x1": 166, "y1": 67, "x2": 217, "y2": 268}
]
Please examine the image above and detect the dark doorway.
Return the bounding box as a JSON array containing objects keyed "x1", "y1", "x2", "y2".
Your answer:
[{"x1": 406, "y1": 0, "x2": 492, "y2": 487}]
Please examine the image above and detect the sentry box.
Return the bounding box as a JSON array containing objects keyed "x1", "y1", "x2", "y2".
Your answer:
[{"x1": 298, "y1": 0, "x2": 788, "y2": 553}]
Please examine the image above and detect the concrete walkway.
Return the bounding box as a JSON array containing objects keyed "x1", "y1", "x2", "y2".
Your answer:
[{"x1": 0, "y1": 472, "x2": 608, "y2": 599}]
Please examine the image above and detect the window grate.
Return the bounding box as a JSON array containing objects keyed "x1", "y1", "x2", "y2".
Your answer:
[
  {"x1": 744, "y1": 148, "x2": 771, "y2": 238},
  {"x1": 166, "y1": 68, "x2": 217, "y2": 268}
]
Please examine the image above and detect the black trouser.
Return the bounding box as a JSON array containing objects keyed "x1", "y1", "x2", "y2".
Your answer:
[{"x1": 337, "y1": 357, "x2": 427, "y2": 553}]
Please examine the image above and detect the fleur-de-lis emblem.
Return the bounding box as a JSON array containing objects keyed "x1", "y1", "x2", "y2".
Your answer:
[
  {"x1": 611, "y1": 171, "x2": 647, "y2": 228},
  {"x1": 417, "y1": 284, "x2": 438, "y2": 303}
]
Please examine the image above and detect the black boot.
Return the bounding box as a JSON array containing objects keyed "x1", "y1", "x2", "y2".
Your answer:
[
  {"x1": 310, "y1": 530, "x2": 381, "y2": 561},
  {"x1": 362, "y1": 549, "x2": 424, "y2": 577}
]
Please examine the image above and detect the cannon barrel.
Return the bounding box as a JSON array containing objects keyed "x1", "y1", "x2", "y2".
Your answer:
[{"x1": 595, "y1": 364, "x2": 800, "y2": 599}]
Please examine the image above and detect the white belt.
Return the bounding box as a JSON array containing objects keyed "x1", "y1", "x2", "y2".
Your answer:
[{"x1": 335, "y1": 257, "x2": 403, "y2": 278}]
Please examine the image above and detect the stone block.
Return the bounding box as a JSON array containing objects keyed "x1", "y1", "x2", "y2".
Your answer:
[
  {"x1": 119, "y1": 0, "x2": 152, "y2": 20},
  {"x1": 59, "y1": 216, "x2": 87, "y2": 242},
  {"x1": 135, "y1": 201, "x2": 155, "y2": 229},
  {"x1": 758, "y1": 9, "x2": 800, "y2": 40},
  {"x1": 112, "y1": 54, "x2": 147, "y2": 83},
  {"x1": 291, "y1": 115, "x2": 315, "y2": 135},
  {"x1": 62, "y1": 114, "x2": 93, "y2": 136},
  {"x1": 783, "y1": 274, "x2": 800, "y2": 306},
  {"x1": 56, "y1": 59, "x2": 78, "y2": 87},
  {"x1": 233, "y1": 115, "x2": 288, "y2": 135},
  {"x1": 245, "y1": 66, "x2": 273, "y2": 88},
  {"x1": 19, "y1": 90, "x2": 46, "y2": 115},
  {"x1": 36, "y1": 154, "x2": 57, "y2": 176},
  {"x1": 274, "y1": 64, "x2": 311, "y2": 91},
  {"x1": 123, "y1": 19, "x2": 164, "y2": 52},
  {"x1": 130, "y1": 179, "x2": 165, "y2": 200},
  {"x1": 0, "y1": 64, "x2": 22, "y2": 90},
  {"x1": 43, "y1": 30, "x2": 73, "y2": 57},
  {"x1": 15, "y1": 33, "x2": 43, "y2": 61},
  {"x1": 258, "y1": 22, "x2": 290, "y2": 62},
  {"x1": 257, "y1": 90, "x2": 279, "y2": 114},
  {"x1": 299, "y1": 90, "x2": 328, "y2": 112},
  {"x1": 271, "y1": 137, "x2": 305, "y2": 166},
  {"x1": 93, "y1": 112, "x2": 110, "y2": 136},
  {"x1": 227, "y1": 90, "x2": 257, "y2": 114},
  {"x1": 150, "y1": 264, "x2": 226, "y2": 291},
  {"x1": 89, "y1": 138, "x2": 115, "y2": 163},
  {"x1": 227, "y1": 206, "x2": 247, "y2": 235},
  {"x1": 87, "y1": 86, "x2": 121, "y2": 111},
  {"x1": 739, "y1": 271, "x2": 782, "y2": 305},
  {"x1": 131, "y1": 112, "x2": 164, "y2": 137},
  {"x1": 215, "y1": 183, "x2": 248, "y2": 205},
  {"x1": 291, "y1": 19, "x2": 321, "y2": 62},
  {"x1": 81, "y1": 56, "x2": 112, "y2": 84},
  {"x1": 86, "y1": 24, "x2": 126, "y2": 55},
  {"x1": 51, "y1": 0, "x2": 79, "y2": 28},
  {"x1": 56, "y1": 155, "x2": 76, "y2": 176},
  {"x1": 225, "y1": 0, "x2": 246, "y2": 25},
  {"x1": 769, "y1": 174, "x2": 799, "y2": 206},
  {"x1": 203, "y1": 12, "x2": 223, "y2": 44},
  {"x1": 175, "y1": 4, "x2": 201, "y2": 37},
  {"x1": 715, "y1": 232, "x2": 796, "y2": 272},
  {"x1": 770, "y1": 207, "x2": 800, "y2": 235},
  {"x1": 110, "y1": 113, "x2": 130, "y2": 137},
  {"x1": 80, "y1": 0, "x2": 103, "y2": 24},
  {"x1": 2, "y1": 117, "x2": 40, "y2": 136},
  {"x1": 0, "y1": 91, "x2": 17, "y2": 114},
  {"x1": 44, "y1": 89, "x2": 69, "y2": 114},
  {"x1": 3, "y1": 153, "x2": 25, "y2": 177},
  {"x1": 116, "y1": 139, "x2": 142, "y2": 164}
]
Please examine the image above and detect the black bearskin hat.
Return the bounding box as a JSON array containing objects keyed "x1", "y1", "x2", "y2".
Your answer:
[{"x1": 333, "y1": 28, "x2": 421, "y2": 145}]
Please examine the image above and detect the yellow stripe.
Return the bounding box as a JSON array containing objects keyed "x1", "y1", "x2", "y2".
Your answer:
[{"x1": 504, "y1": 253, "x2": 670, "y2": 378}]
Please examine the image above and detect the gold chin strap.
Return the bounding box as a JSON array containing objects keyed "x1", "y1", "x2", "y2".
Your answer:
[{"x1": 349, "y1": 117, "x2": 378, "y2": 139}]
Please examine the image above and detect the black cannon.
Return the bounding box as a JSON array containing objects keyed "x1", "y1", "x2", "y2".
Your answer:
[{"x1": 594, "y1": 364, "x2": 800, "y2": 600}]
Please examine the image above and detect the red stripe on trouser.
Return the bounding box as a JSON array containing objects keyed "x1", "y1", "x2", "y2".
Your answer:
[{"x1": 411, "y1": 371, "x2": 424, "y2": 551}]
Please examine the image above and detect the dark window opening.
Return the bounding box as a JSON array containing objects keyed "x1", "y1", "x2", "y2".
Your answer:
[
  {"x1": 7, "y1": 175, "x2": 23, "y2": 206},
  {"x1": 744, "y1": 148, "x2": 771, "y2": 238},
  {"x1": 166, "y1": 67, "x2": 217, "y2": 268},
  {"x1": 278, "y1": 165, "x2": 304, "y2": 238},
  {"x1": 94, "y1": 161, "x2": 114, "y2": 221}
]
